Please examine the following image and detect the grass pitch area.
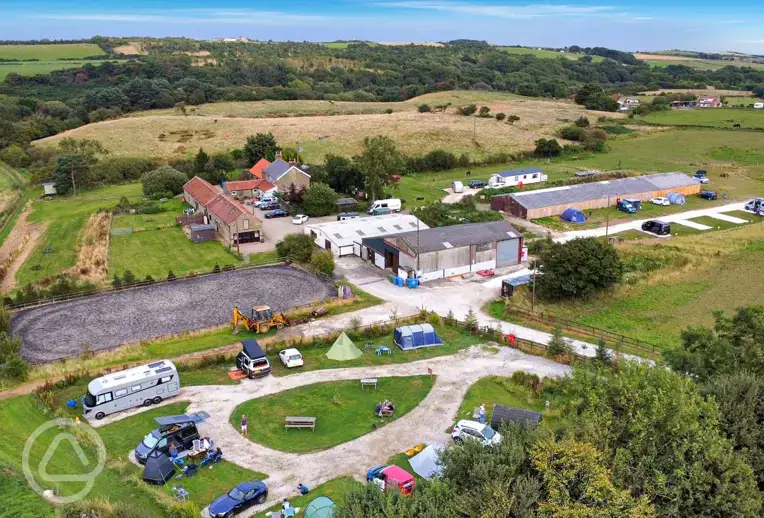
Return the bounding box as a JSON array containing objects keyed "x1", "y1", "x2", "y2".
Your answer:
[{"x1": 232, "y1": 376, "x2": 433, "y2": 453}]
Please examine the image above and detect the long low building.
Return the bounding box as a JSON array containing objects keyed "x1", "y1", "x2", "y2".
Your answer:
[
  {"x1": 364, "y1": 220, "x2": 525, "y2": 282},
  {"x1": 304, "y1": 214, "x2": 428, "y2": 258},
  {"x1": 490, "y1": 172, "x2": 701, "y2": 219}
]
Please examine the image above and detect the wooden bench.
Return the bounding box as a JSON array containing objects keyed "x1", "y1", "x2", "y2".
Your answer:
[
  {"x1": 285, "y1": 416, "x2": 316, "y2": 431},
  {"x1": 361, "y1": 378, "x2": 378, "y2": 390}
]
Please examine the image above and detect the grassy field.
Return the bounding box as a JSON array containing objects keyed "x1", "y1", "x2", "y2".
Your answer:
[
  {"x1": 508, "y1": 223, "x2": 764, "y2": 349},
  {"x1": 0, "y1": 43, "x2": 105, "y2": 60},
  {"x1": 639, "y1": 108, "x2": 764, "y2": 129},
  {"x1": 231, "y1": 376, "x2": 433, "y2": 453},
  {"x1": 109, "y1": 226, "x2": 242, "y2": 279},
  {"x1": 635, "y1": 53, "x2": 764, "y2": 71},
  {"x1": 15, "y1": 183, "x2": 144, "y2": 286},
  {"x1": 38, "y1": 92, "x2": 622, "y2": 161},
  {"x1": 498, "y1": 47, "x2": 604, "y2": 62},
  {"x1": 257, "y1": 476, "x2": 360, "y2": 517},
  {"x1": 0, "y1": 61, "x2": 114, "y2": 80}
]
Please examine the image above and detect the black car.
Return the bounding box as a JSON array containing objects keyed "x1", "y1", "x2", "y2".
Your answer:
[
  {"x1": 469, "y1": 180, "x2": 486, "y2": 188},
  {"x1": 264, "y1": 208, "x2": 289, "y2": 219},
  {"x1": 699, "y1": 191, "x2": 718, "y2": 200},
  {"x1": 207, "y1": 481, "x2": 268, "y2": 518},
  {"x1": 260, "y1": 202, "x2": 280, "y2": 211},
  {"x1": 135, "y1": 419, "x2": 200, "y2": 465},
  {"x1": 641, "y1": 220, "x2": 671, "y2": 236}
]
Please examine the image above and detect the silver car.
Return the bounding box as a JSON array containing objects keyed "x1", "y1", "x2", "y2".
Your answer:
[{"x1": 451, "y1": 419, "x2": 502, "y2": 446}]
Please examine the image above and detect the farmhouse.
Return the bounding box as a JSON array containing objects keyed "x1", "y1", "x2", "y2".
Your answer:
[
  {"x1": 263, "y1": 157, "x2": 311, "y2": 192},
  {"x1": 183, "y1": 176, "x2": 219, "y2": 210},
  {"x1": 697, "y1": 95, "x2": 722, "y2": 108},
  {"x1": 304, "y1": 214, "x2": 428, "y2": 258},
  {"x1": 488, "y1": 167, "x2": 547, "y2": 188},
  {"x1": 223, "y1": 179, "x2": 276, "y2": 200},
  {"x1": 364, "y1": 220, "x2": 525, "y2": 282},
  {"x1": 491, "y1": 172, "x2": 701, "y2": 219}
]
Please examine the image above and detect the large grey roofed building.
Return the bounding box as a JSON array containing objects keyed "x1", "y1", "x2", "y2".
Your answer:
[
  {"x1": 491, "y1": 172, "x2": 701, "y2": 219},
  {"x1": 384, "y1": 220, "x2": 522, "y2": 254}
]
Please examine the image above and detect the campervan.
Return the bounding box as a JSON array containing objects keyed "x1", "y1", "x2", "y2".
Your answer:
[
  {"x1": 452, "y1": 181, "x2": 464, "y2": 193},
  {"x1": 366, "y1": 199, "x2": 401, "y2": 214},
  {"x1": 754, "y1": 102, "x2": 764, "y2": 109},
  {"x1": 83, "y1": 360, "x2": 180, "y2": 420}
]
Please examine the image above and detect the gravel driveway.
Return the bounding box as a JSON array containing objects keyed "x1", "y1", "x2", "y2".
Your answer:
[{"x1": 13, "y1": 266, "x2": 334, "y2": 363}]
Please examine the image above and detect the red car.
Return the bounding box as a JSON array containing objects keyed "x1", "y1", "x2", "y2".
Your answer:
[{"x1": 366, "y1": 465, "x2": 416, "y2": 495}]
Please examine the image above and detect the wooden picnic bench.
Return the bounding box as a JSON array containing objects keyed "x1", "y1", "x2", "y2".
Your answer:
[
  {"x1": 361, "y1": 378, "x2": 378, "y2": 390},
  {"x1": 285, "y1": 416, "x2": 316, "y2": 431}
]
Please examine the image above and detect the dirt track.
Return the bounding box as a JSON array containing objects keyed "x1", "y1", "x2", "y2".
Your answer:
[{"x1": 12, "y1": 265, "x2": 334, "y2": 363}]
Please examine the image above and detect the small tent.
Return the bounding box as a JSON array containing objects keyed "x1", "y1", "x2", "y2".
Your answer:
[
  {"x1": 409, "y1": 443, "x2": 444, "y2": 479},
  {"x1": 305, "y1": 496, "x2": 337, "y2": 518},
  {"x1": 667, "y1": 192, "x2": 686, "y2": 205},
  {"x1": 326, "y1": 332, "x2": 362, "y2": 361},
  {"x1": 394, "y1": 324, "x2": 443, "y2": 350},
  {"x1": 560, "y1": 208, "x2": 587, "y2": 224},
  {"x1": 142, "y1": 450, "x2": 176, "y2": 485}
]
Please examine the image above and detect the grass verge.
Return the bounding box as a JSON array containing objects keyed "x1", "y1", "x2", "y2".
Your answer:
[
  {"x1": 256, "y1": 476, "x2": 360, "y2": 517},
  {"x1": 231, "y1": 376, "x2": 434, "y2": 453}
]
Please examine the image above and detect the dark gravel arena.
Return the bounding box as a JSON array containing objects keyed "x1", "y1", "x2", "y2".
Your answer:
[{"x1": 12, "y1": 265, "x2": 335, "y2": 363}]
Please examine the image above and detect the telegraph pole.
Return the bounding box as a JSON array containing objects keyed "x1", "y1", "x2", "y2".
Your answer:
[{"x1": 531, "y1": 261, "x2": 537, "y2": 313}]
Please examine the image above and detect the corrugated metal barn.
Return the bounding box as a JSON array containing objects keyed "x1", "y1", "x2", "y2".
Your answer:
[
  {"x1": 369, "y1": 220, "x2": 524, "y2": 282},
  {"x1": 490, "y1": 172, "x2": 701, "y2": 219}
]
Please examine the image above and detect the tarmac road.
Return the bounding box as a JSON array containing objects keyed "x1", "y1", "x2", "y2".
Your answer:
[{"x1": 12, "y1": 265, "x2": 335, "y2": 363}]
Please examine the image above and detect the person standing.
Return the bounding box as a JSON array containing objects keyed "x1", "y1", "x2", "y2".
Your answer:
[
  {"x1": 240, "y1": 414, "x2": 248, "y2": 436},
  {"x1": 479, "y1": 403, "x2": 486, "y2": 424}
]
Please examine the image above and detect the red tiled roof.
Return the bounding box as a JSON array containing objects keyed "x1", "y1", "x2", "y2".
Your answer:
[
  {"x1": 207, "y1": 194, "x2": 252, "y2": 225},
  {"x1": 248, "y1": 158, "x2": 271, "y2": 179},
  {"x1": 225, "y1": 179, "x2": 277, "y2": 192},
  {"x1": 256, "y1": 180, "x2": 276, "y2": 192},
  {"x1": 183, "y1": 176, "x2": 218, "y2": 207}
]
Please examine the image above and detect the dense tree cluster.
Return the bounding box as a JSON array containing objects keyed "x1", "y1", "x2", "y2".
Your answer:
[{"x1": 536, "y1": 238, "x2": 623, "y2": 299}]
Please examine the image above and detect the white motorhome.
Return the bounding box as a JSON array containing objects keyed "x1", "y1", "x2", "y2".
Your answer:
[
  {"x1": 452, "y1": 181, "x2": 464, "y2": 193},
  {"x1": 367, "y1": 199, "x2": 401, "y2": 214},
  {"x1": 83, "y1": 360, "x2": 180, "y2": 420},
  {"x1": 488, "y1": 167, "x2": 548, "y2": 188}
]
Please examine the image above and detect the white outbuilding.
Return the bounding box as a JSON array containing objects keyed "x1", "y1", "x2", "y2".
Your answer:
[{"x1": 304, "y1": 213, "x2": 428, "y2": 258}]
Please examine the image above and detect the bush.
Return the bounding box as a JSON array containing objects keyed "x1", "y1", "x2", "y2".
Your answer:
[
  {"x1": 536, "y1": 238, "x2": 622, "y2": 299},
  {"x1": 1, "y1": 353, "x2": 28, "y2": 380},
  {"x1": 0, "y1": 144, "x2": 31, "y2": 167},
  {"x1": 417, "y1": 104, "x2": 432, "y2": 113},
  {"x1": 122, "y1": 270, "x2": 136, "y2": 285},
  {"x1": 167, "y1": 270, "x2": 176, "y2": 281},
  {"x1": 546, "y1": 324, "x2": 573, "y2": 357},
  {"x1": 507, "y1": 115, "x2": 520, "y2": 125},
  {"x1": 310, "y1": 249, "x2": 335, "y2": 276},
  {"x1": 511, "y1": 370, "x2": 540, "y2": 390},
  {"x1": 574, "y1": 116, "x2": 590, "y2": 127},
  {"x1": 301, "y1": 182, "x2": 338, "y2": 217},
  {"x1": 275, "y1": 233, "x2": 315, "y2": 263},
  {"x1": 581, "y1": 128, "x2": 608, "y2": 152},
  {"x1": 495, "y1": 112, "x2": 506, "y2": 121},
  {"x1": 559, "y1": 126, "x2": 583, "y2": 141},
  {"x1": 478, "y1": 106, "x2": 491, "y2": 117},
  {"x1": 422, "y1": 149, "x2": 457, "y2": 171},
  {"x1": 141, "y1": 165, "x2": 187, "y2": 196},
  {"x1": 534, "y1": 138, "x2": 562, "y2": 157},
  {"x1": 384, "y1": 108, "x2": 393, "y2": 114},
  {"x1": 457, "y1": 104, "x2": 477, "y2": 116}
]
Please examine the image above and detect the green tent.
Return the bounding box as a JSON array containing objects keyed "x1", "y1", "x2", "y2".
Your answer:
[
  {"x1": 305, "y1": 496, "x2": 337, "y2": 518},
  {"x1": 326, "y1": 332, "x2": 362, "y2": 361}
]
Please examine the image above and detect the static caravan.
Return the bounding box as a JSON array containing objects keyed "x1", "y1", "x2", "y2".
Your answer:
[
  {"x1": 83, "y1": 360, "x2": 180, "y2": 420},
  {"x1": 488, "y1": 167, "x2": 548, "y2": 188}
]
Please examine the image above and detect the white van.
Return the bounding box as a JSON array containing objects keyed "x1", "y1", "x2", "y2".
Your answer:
[
  {"x1": 754, "y1": 102, "x2": 764, "y2": 109},
  {"x1": 452, "y1": 181, "x2": 464, "y2": 193},
  {"x1": 367, "y1": 199, "x2": 401, "y2": 214},
  {"x1": 82, "y1": 360, "x2": 180, "y2": 420}
]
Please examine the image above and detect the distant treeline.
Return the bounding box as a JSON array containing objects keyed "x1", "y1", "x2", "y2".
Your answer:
[{"x1": 1, "y1": 38, "x2": 764, "y2": 151}]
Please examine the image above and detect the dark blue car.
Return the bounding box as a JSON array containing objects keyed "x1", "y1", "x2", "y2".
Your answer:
[
  {"x1": 206, "y1": 481, "x2": 267, "y2": 518},
  {"x1": 265, "y1": 208, "x2": 289, "y2": 219}
]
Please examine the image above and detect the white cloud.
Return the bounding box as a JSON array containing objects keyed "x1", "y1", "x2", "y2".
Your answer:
[
  {"x1": 374, "y1": 1, "x2": 620, "y2": 19},
  {"x1": 632, "y1": 17, "x2": 654, "y2": 21},
  {"x1": 35, "y1": 10, "x2": 331, "y2": 25}
]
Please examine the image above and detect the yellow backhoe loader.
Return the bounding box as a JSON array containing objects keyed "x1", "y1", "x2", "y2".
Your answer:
[{"x1": 232, "y1": 305, "x2": 289, "y2": 334}]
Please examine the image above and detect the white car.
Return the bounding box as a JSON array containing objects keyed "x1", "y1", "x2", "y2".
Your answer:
[
  {"x1": 696, "y1": 176, "x2": 710, "y2": 184},
  {"x1": 292, "y1": 214, "x2": 309, "y2": 225},
  {"x1": 278, "y1": 348, "x2": 304, "y2": 368},
  {"x1": 451, "y1": 419, "x2": 502, "y2": 447},
  {"x1": 650, "y1": 197, "x2": 670, "y2": 206}
]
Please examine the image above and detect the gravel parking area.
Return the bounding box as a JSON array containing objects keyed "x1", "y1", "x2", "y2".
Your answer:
[{"x1": 12, "y1": 265, "x2": 335, "y2": 363}]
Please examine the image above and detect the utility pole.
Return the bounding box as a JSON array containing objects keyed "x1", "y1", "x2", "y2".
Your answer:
[
  {"x1": 473, "y1": 116, "x2": 477, "y2": 141},
  {"x1": 531, "y1": 261, "x2": 537, "y2": 313},
  {"x1": 416, "y1": 217, "x2": 420, "y2": 275}
]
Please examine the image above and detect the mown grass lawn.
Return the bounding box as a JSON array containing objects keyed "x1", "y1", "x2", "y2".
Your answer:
[
  {"x1": 108, "y1": 226, "x2": 242, "y2": 279},
  {"x1": 256, "y1": 476, "x2": 360, "y2": 517},
  {"x1": 110, "y1": 198, "x2": 190, "y2": 230},
  {"x1": 0, "y1": 43, "x2": 105, "y2": 59},
  {"x1": 638, "y1": 108, "x2": 764, "y2": 128},
  {"x1": 232, "y1": 376, "x2": 434, "y2": 453},
  {"x1": 266, "y1": 324, "x2": 487, "y2": 377}
]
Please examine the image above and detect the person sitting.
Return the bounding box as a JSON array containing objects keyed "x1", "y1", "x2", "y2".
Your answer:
[
  {"x1": 375, "y1": 402, "x2": 382, "y2": 417},
  {"x1": 200, "y1": 437, "x2": 210, "y2": 451},
  {"x1": 387, "y1": 402, "x2": 395, "y2": 414},
  {"x1": 168, "y1": 441, "x2": 179, "y2": 460},
  {"x1": 282, "y1": 499, "x2": 295, "y2": 517},
  {"x1": 298, "y1": 483, "x2": 309, "y2": 495}
]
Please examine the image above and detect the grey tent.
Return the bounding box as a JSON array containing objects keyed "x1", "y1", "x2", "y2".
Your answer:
[
  {"x1": 305, "y1": 496, "x2": 337, "y2": 518},
  {"x1": 142, "y1": 450, "x2": 176, "y2": 485},
  {"x1": 408, "y1": 443, "x2": 444, "y2": 479}
]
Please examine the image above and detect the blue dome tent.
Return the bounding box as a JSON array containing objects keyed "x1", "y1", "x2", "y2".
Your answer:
[
  {"x1": 560, "y1": 208, "x2": 587, "y2": 224},
  {"x1": 394, "y1": 324, "x2": 443, "y2": 350},
  {"x1": 667, "y1": 192, "x2": 686, "y2": 205}
]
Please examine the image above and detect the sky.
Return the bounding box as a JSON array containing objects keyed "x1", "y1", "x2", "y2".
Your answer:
[{"x1": 2, "y1": 0, "x2": 764, "y2": 54}]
